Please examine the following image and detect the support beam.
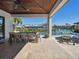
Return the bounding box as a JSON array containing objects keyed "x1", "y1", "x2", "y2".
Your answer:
[
  {"x1": 48, "y1": 16, "x2": 52, "y2": 39},
  {"x1": 11, "y1": 14, "x2": 48, "y2": 18},
  {"x1": 49, "y1": 0, "x2": 68, "y2": 17}
]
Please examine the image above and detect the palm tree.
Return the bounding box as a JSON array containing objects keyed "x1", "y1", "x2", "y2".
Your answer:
[{"x1": 13, "y1": 17, "x2": 22, "y2": 32}]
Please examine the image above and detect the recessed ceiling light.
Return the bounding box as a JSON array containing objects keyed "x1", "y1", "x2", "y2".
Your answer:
[{"x1": 26, "y1": 9, "x2": 30, "y2": 11}]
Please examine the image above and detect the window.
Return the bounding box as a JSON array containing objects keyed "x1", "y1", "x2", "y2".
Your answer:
[{"x1": 0, "y1": 16, "x2": 5, "y2": 39}]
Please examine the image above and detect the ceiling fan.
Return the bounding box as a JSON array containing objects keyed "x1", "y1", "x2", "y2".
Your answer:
[{"x1": 13, "y1": 0, "x2": 26, "y2": 10}]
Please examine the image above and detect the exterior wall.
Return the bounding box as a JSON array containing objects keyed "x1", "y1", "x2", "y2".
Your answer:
[{"x1": 0, "y1": 10, "x2": 13, "y2": 39}]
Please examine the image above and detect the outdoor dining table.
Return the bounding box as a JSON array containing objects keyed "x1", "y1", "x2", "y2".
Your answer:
[{"x1": 9, "y1": 32, "x2": 38, "y2": 44}]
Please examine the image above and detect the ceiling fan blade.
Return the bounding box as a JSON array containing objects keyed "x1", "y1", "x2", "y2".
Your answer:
[
  {"x1": 13, "y1": 0, "x2": 21, "y2": 4},
  {"x1": 21, "y1": 5, "x2": 27, "y2": 11},
  {"x1": 14, "y1": 5, "x2": 18, "y2": 9}
]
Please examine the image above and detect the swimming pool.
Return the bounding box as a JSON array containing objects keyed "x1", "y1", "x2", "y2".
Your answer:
[
  {"x1": 52, "y1": 29, "x2": 72, "y2": 35},
  {"x1": 40, "y1": 29, "x2": 79, "y2": 36}
]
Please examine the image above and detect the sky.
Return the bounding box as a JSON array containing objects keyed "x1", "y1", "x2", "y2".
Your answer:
[
  {"x1": 22, "y1": 0, "x2": 79, "y2": 25},
  {"x1": 22, "y1": 17, "x2": 47, "y2": 25}
]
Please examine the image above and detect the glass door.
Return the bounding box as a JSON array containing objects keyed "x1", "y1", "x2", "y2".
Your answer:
[{"x1": 0, "y1": 16, "x2": 5, "y2": 39}]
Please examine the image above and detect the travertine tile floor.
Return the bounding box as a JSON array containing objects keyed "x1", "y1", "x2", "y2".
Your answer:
[{"x1": 26, "y1": 38, "x2": 74, "y2": 59}]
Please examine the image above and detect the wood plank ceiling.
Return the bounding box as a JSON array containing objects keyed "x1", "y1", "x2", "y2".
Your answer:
[{"x1": 0, "y1": 0, "x2": 57, "y2": 14}]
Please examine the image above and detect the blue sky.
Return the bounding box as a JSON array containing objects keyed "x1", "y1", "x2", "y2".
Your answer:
[
  {"x1": 22, "y1": 0, "x2": 79, "y2": 25},
  {"x1": 22, "y1": 17, "x2": 47, "y2": 25}
]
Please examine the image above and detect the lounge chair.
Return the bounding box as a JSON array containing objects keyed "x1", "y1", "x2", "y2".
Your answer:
[
  {"x1": 71, "y1": 36, "x2": 79, "y2": 45},
  {"x1": 61, "y1": 36, "x2": 71, "y2": 44}
]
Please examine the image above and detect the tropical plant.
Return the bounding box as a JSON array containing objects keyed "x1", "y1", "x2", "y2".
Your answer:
[
  {"x1": 13, "y1": 17, "x2": 22, "y2": 32},
  {"x1": 23, "y1": 27, "x2": 29, "y2": 32},
  {"x1": 14, "y1": 17, "x2": 22, "y2": 25}
]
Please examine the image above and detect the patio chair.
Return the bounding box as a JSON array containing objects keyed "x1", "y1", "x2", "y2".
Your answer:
[
  {"x1": 36, "y1": 32, "x2": 41, "y2": 42},
  {"x1": 9, "y1": 32, "x2": 15, "y2": 44},
  {"x1": 28, "y1": 33, "x2": 36, "y2": 42},
  {"x1": 20, "y1": 33, "x2": 28, "y2": 42},
  {"x1": 71, "y1": 36, "x2": 79, "y2": 45},
  {"x1": 14, "y1": 33, "x2": 21, "y2": 43},
  {"x1": 28, "y1": 32, "x2": 40, "y2": 43}
]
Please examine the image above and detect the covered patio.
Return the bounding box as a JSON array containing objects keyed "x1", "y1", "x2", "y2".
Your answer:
[
  {"x1": 0, "y1": 0, "x2": 68, "y2": 39},
  {"x1": 0, "y1": 0, "x2": 69, "y2": 59}
]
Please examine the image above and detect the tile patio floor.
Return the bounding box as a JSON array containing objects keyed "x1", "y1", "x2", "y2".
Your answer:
[{"x1": 25, "y1": 38, "x2": 74, "y2": 59}]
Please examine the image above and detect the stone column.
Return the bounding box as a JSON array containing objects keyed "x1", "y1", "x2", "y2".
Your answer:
[{"x1": 48, "y1": 16, "x2": 52, "y2": 39}]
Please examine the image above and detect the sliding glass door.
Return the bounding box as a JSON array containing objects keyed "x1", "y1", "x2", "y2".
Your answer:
[{"x1": 0, "y1": 16, "x2": 5, "y2": 39}]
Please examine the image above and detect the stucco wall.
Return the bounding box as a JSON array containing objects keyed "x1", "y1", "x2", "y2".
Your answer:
[{"x1": 0, "y1": 10, "x2": 13, "y2": 39}]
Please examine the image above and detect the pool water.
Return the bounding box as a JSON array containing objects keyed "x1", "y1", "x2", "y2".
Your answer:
[
  {"x1": 52, "y1": 29, "x2": 73, "y2": 35},
  {"x1": 40, "y1": 29, "x2": 79, "y2": 36}
]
